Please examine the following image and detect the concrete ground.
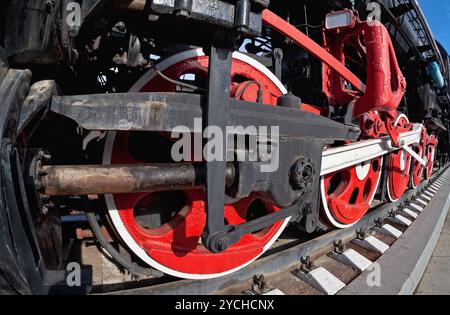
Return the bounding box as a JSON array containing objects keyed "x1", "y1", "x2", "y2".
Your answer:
[{"x1": 416, "y1": 207, "x2": 450, "y2": 295}]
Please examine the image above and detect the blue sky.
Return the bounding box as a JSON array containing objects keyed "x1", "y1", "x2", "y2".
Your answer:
[{"x1": 420, "y1": 0, "x2": 450, "y2": 51}]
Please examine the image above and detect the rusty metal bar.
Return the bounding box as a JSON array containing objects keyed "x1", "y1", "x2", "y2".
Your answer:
[{"x1": 40, "y1": 163, "x2": 210, "y2": 196}]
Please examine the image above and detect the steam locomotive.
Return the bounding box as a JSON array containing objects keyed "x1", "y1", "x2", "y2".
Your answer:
[{"x1": 0, "y1": 0, "x2": 449, "y2": 293}]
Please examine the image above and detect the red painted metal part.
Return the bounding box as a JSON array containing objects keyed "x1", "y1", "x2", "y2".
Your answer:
[
  {"x1": 299, "y1": 103, "x2": 325, "y2": 116},
  {"x1": 109, "y1": 54, "x2": 287, "y2": 276},
  {"x1": 323, "y1": 16, "x2": 409, "y2": 147},
  {"x1": 387, "y1": 116, "x2": 412, "y2": 202},
  {"x1": 359, "y1": 110, "x2": 413, "y2": 150},
  {"x1": 387, "y1": 149, "x2": 412, "y2": 202},
  {"x1": 360, "y1": 111, "x2": 387, "y2": 139},
  {"x1": 322, "y1": 17, "x2": 407, "y2": 119},
  {"x1": 262, "y1": 9, "x2": 413, "y2": 225},
  {"x1": 385, "y1": 112, "x2": 402, "y2": 147},
  {"x1": 263, "y1": 9, "x2": 408, "y2": 148},
  {"x1": 321, "y1": 157, "x2": 383, "y2": 226},
  {"x1": 322, "y1": 19, "x2": 366, "y2": 106},
  {"x1": 411, "y1": 146, "x2": 425, "y2": 188},
  {"x1": 411, "y1": 127, "x2": 428, "y2": 188},
  {"x1": 143, "y1": 56, "x2": 282, "y2": 105},
  {"x1": 262, "y1": 9, "x2": 366, "y2": 94},
  {"x1": 353, "y1": 22, "x2": 407, "y2": 118}
]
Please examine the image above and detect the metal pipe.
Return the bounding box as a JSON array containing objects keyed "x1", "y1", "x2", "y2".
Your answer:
[
  {"x1": 40, "y1": 163, "x2": 235, "y2": 196},
  {"x1": 112, "y1": 0, "x2": 147, "y2": 11},
  {"x1": 40, "y1": 163, "x2": 204, "y2": 196}
]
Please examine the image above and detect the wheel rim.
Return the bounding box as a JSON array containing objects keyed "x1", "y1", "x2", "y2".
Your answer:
[
  {"x1": 410, "y1": 145, "x2": 424, "y2": 189},
  {"x1": 426, "y1": 136, "x2": 436, "y2": 179},
  {"x1": 103, "y1": 49, "x2": 290, "y2": 279},
  {"x1": 387, "y1": 115, "x2": 412, "y2": 202},
  {"x1": 320, "y1": 157, "x2": 383, "y2": 228}
]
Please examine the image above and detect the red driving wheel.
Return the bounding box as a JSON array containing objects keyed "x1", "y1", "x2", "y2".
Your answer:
[
  {"x1": 410, "y1": 145, "x2": 425, "y2": 189},
  {"x1": 387, "y1": 115, "x2": 413, "y2": 202},
  {"x1": 103, "y1": 49, "x2": 290, "y2": 279},
  {"x1": 320, "y1": 157, "x2": 383, "y2": 228}
]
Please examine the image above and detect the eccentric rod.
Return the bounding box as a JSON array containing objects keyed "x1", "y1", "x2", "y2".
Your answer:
[{"x1": 39, "y1": 163, "x2": 235, "y2": 196}]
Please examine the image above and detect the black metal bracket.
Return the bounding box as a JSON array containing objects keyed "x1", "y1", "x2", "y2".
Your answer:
[
  {"x1": 148, "y1": 0, "x2": 266, "y2": 36},
  {"x1": 272, "y1": 48, "x2": 283, "y2": 81},
  {"x1": 201, "y1": 38, "x2": 234, "y2": 252}
]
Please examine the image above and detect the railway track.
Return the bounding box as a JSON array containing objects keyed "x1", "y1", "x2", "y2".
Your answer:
[{"x1": 101, "y1": 164, "x2": 450, "y2": 295}]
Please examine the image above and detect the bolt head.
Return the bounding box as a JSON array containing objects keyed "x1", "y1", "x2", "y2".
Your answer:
[
  {"x1": 292, "y1": 159, "x2": 315, "y2": 189},
  {"x1": 215, "y1": 237, "x2": 229, "y2": 252}
]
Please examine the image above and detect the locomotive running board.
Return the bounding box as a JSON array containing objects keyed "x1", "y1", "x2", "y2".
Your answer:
[
  {"x1": 321, "y1": 124, "x2": 425, "y2": 176},
  {"x1": 49, "y1": 92, "x2": 357, "y2": 141}
]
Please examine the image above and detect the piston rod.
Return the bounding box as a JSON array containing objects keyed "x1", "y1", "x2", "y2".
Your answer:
[{"x1": 40, "y1": 163, "x2": 234, "y2": 196}]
